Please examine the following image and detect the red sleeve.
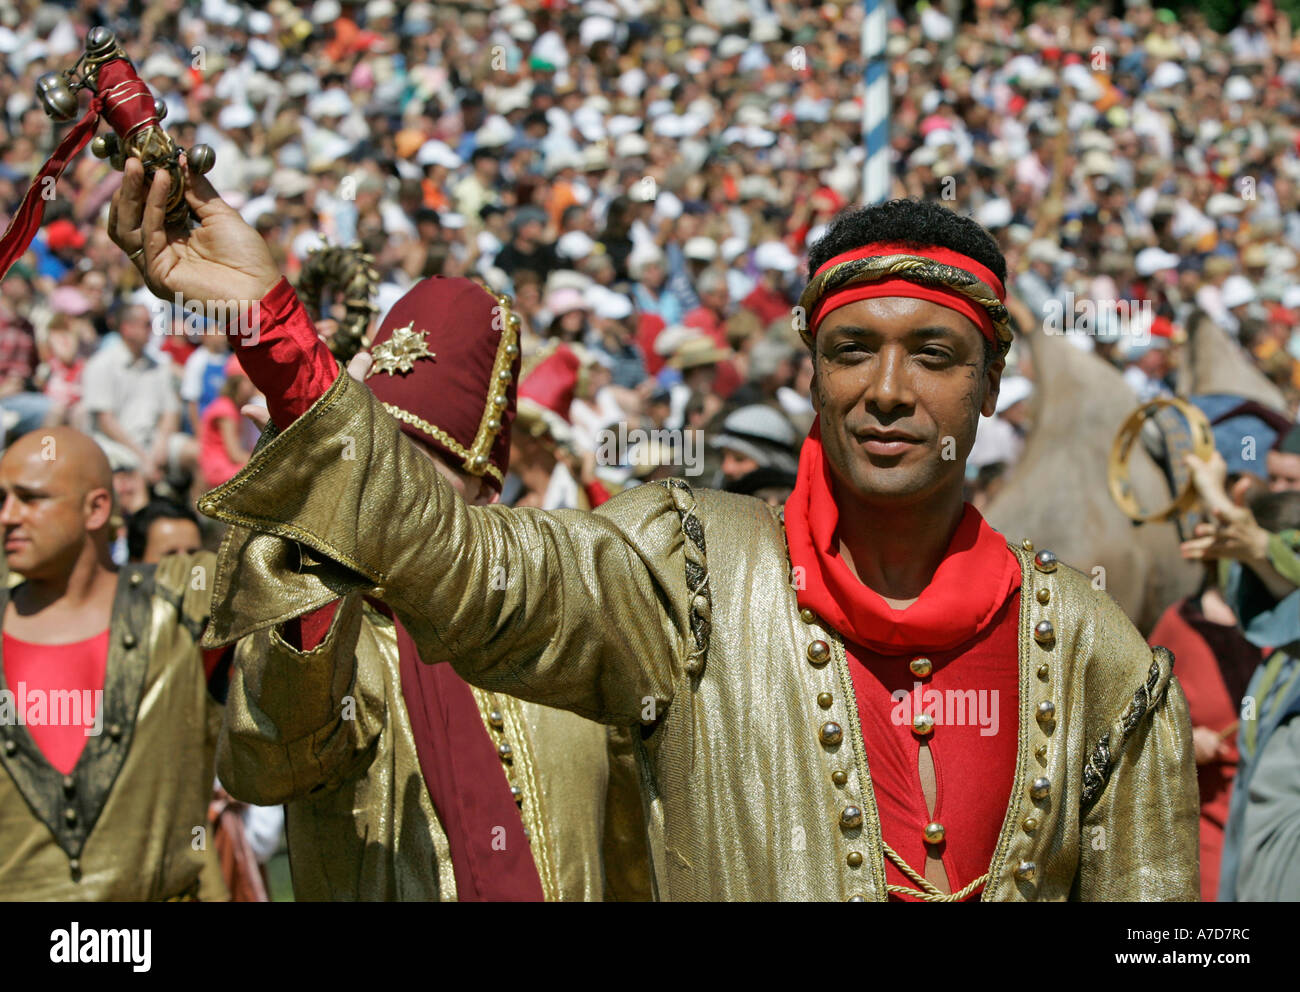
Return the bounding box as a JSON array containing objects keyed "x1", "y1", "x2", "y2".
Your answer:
[{"x1": 234, "y1": 277, "x2": 341, "y2": 425}]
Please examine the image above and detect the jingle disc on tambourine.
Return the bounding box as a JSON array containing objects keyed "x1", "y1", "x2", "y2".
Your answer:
[{"x1": 1107, "y1": 396, "x2": 1216, "y2": 523}]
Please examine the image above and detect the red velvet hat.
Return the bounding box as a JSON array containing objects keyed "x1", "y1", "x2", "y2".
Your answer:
[{"x1": 365, "y1": 277, "x2": 521, "y2": 491}]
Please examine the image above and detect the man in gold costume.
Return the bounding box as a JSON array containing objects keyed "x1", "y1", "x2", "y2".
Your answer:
[
  {"x1": 110, "y1": 157, "x2": 1199, "y2": 901},
  {"x1": 0, "y1": 427, "x2": 226, "y2": 900},
  {"x1": 216, "y1": 275, "x2": 647, "y2": 900}
]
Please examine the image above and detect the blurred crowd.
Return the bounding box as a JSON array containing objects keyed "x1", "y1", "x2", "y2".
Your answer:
[
  {"x1": 4, "y1": 0, "x2": 1300, "y2": 518},
  {"x1": 5, "y1": 0, "x2": 1300, "y2": 898}
]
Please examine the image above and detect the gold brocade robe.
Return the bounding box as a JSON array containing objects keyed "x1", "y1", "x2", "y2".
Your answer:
[
  {"x1": 0, "y1": 554, "x2": 226, "y2": 901},
  {"x1": 219, "y1": 599, "x2": 650, "y2": 901},
  {"x1": 199, "y1": 370, "x2": 1201, "y2": 901}
]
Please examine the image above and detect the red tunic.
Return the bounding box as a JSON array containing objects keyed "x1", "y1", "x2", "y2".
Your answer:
[
  {"x1": 845, "y1": 589, "x2": 1021, "y2": 900},
  {"x1": 3, "y1": 630, "x2": 108, "y2": 774}
]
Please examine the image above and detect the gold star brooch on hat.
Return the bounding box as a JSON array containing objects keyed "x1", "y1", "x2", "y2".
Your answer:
[{"x1": 367, "y1": 321, "x2": 436, "y2": 377}]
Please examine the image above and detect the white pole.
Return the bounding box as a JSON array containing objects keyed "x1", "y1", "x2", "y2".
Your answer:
[{"x1": 861, "y1": 0, "x2": 890, "y2": 205}]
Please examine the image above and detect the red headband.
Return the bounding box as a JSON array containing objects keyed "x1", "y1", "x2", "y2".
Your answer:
[{"x1": 807, "y1": 243, "x2": 1007, "y2": 342}]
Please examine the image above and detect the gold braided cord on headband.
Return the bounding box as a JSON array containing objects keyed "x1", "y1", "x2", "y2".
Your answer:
[{"x1": 796, "y1": 253, "x2": 1014, "y2": 352}]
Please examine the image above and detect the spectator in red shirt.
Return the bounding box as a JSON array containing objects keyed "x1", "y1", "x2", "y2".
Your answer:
[
  {"x1": 198, "y1": 356, "x2": 260, "y2": 491},
  {"x1": 741, "y1": 241, "x2": 799, "y2": 328}
]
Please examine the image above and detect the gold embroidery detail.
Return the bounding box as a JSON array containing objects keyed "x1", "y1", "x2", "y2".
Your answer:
[
  {"x1": 380, "y1": 402, "x2": 504, "y2": 484},
  {"x1": 463, "y1": 290, "x2": 519, "y2": 477},
  {"x1": 368, "y1": 321, "x2": 436, "y2": 377}
]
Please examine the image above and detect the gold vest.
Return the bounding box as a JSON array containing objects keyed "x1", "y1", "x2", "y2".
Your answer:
[{"x1": 0, "y1": 553, "x2": 226, "y2": 901}]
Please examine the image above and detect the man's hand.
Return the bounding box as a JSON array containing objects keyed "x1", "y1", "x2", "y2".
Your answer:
[
  {"x1": 1192, "y1": 725, "x2": 1230, "y2": 766},
  {"x1": 240, "y1": 351, "x2": 373, "y2": 430},
  {"x1": 108, "y1": 156, "x2": 281, "y2": 308},
  {"x1": 1180, "y1": 509, "x2": 1271, "y2": 565}
]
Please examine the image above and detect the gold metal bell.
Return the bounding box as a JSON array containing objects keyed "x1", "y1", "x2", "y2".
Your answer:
[{"x1": 36, "y1": 72, "x2": 79, "y2": 122}]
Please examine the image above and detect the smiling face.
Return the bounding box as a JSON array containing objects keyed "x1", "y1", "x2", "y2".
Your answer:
[{"x1": 810, "y1": 296, "x2": 1003, "y2": 509}]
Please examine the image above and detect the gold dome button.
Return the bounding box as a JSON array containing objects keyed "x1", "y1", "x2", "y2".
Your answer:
[
  {"x1": 1036, "y1": 587, "x2": 1050, "y2": 604},
  {"x1": 1037, "y1": 663, "x2": 1049, "y2": 679},
  {"x1": 488, "y1": 710, "x2": 504, "y2": 729},
  {"x1": 1033, "y1": 620, "x2": 1054, "y2": 645},
  {"x1": 129, "y1": 571, "x2": 143, "y2": 586},
  {"x1": 1030, "y1": 776, "x2": 1051, "y2": 801},
  {"x1": 497, "y1": 742, "x2": 513, "y2": 761},
  {"x1": 1021, "y1": 538, "x2": 1034, "y2": 551},
  {"x1": 819, "y1": 722, "x2": 843, "y2": 746},
  {"x1": 510, "y1": 785, "x2": 523, "y2": 804},
  {"x1": 923, "y1": 821, "x2": 945, "y2": 844},
  {"x1": 817, "y1": 692, "x2": 833, "y2": 709},
  {"x1": 847, "y1": 894, "x2": 866, "y2": 902},
  {"x1": 909, "y1": 657, "x2": 932, "y2": 678},
  {"x1": 831, "y1": 769, "x2": 848, "y2": 787},
  {"x1": 1022, "y1": 815, "x2": 1039, "y2": 833},
  {"x1": 840, "y1": 806, "x2": 864, "y2": 830},
  {"x1": 847, "y1": 851, "x2": 863, "y2": 867},
  {"x1": 807, "y1": 640, "x2": 831, "y2": 666},
  {"x1": 1015, "y1": 860, "x2": 1037, "y2": 882},
  {"x1": 800, "y1": 608, "x2": 815, "y2": 624},
  {"x1": 1033, "y1": 549, "x2": 1058, "y2": 573},
  {"x1": 1036, "y1": 700, "x2": 1056, "y2": 724},
  {"x1": 1035, "y1": 744, "x2": 1048, "y2": 761},
  {"x1": 912, "y1": 712, "x2": 935, "y2": 736},
  {"x1": 122, "y1": 633, "x2": 137, "y2": 649},
  {"x1": 3, "y1": 739, "x2": 15, "y2": 756}
]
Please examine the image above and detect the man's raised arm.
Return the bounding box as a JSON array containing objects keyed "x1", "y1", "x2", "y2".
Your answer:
[{"x1": 107, "y1": 157, "x2": 694, "y2": 727}]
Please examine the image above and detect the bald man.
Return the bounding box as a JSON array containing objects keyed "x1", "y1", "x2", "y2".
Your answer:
[{"x1": 0, "y1": 427, "x2": 228, "y2": 899}]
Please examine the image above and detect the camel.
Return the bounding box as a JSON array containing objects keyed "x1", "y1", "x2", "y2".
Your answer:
[
  {"x1": 986, "y1": 308, "x2": 1292, "y2": 634},
  {"x1": 984, "y1": 329, "x2": 1201, "y2": 635}
]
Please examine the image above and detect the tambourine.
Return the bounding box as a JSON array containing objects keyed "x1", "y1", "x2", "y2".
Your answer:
[
  {"x1": 0, "y1": 27, "x2": 216, "y2": 279},
  {"x1": 1107, "y1": 396, "x2": 1215, "y2": 524}
]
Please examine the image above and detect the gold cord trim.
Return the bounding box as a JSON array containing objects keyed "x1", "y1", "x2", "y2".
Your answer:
[
  {"x1": 463, "y1": 289, "x2": 518, "y2": 478},
  {"x1": 880, "y1": 839, "x2": 989, "y2": 902},
  {"x1": 381, "y1": 402, "x2": 504, "y2": 484}
]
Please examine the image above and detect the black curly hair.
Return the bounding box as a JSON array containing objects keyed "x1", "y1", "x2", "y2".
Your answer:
[{"x1": 806, "y1": 200, "x2": 1008, "y2": 369}]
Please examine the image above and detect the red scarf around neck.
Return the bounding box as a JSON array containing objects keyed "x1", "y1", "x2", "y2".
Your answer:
[{"x1": 784, "y1": 417, "x2": 1020, "y2": 654}]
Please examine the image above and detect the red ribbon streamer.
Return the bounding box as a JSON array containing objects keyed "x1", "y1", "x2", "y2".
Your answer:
[
  {"x1": 0, "y1": 56, "x2": 158, "y2": 282},
  {"x1": 0, "y1": 94, "x2": 103, "y2": 281}
]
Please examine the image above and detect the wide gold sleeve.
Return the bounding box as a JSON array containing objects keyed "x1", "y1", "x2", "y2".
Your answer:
[
  {"x1": 1076, "y1": 638, "x2": 1201, "y2": 901},
  {"x1": 198, "y1": 369, "x2": 693, "y2": 726},
  {"x1": 217, "y1": 591, "x2": 385, "y2": 806}
]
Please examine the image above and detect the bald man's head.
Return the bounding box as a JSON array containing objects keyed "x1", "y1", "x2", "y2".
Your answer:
[{"x1": 0, "y1": 428, "x2": 116, "y2": 580}]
